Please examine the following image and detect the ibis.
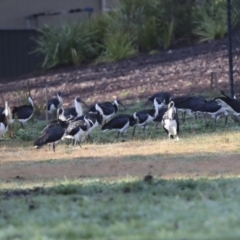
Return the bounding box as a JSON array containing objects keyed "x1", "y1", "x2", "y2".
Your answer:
[
  {"x1": 102, "y1": 114, "x2": 138, "y2": 138},
  {"x1": 171, "y1": 95, "x2": 206, "y2": 122},
  {"x1": 63, "y1": 97, "x2": 88, "y2": 119},
  {"x1": 193, "y1": 99, "x2": 228, "y2": 127},
  {"x1": 162, "y1": 101, "x2": 179, "y2": 141},
  {"x1": 148, "y1": 91, "x2": 172, "y2": 104},
  {"x1": 11, "y1": 95, "x2": 34, "y2": 128},
  {"x1": 47, "y1": 92, "x2": 63, "y2": 118},
  {"x1": 63, "y1": 117, "x2": 89, "y2": 147},
  {"x1": 132, "y1": 97, "x2": 165, "y2": 136},
  {"x1": 89, "y1": 99, "x2": 126, "y2": 123},
  {"x1": 0, "y1": 102, "x2": 11, "y2": 138},
  {"x1": 34, "y1": 119, "x2": 69, "y2": 152}
]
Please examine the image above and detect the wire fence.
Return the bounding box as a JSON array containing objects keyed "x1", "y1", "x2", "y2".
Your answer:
[{"x1": 227, "y1": 0, "x2": 240, "y2": 97}]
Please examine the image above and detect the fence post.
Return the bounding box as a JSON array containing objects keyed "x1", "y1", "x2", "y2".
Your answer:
[
  {"x1": 45, "y1": 83, "x2": 49, "y2": 123},
  {"x1": 210, "y1": 72, "x2": 218, "y2": 98},
  {"x1": 227, "y1": 0, "x2": 235, "y2": 98}
]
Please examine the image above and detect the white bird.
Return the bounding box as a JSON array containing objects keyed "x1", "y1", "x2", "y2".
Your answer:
[
  {"x1": 0, "y1": 101, "x2": 11, "y2": 138},
  {"x1": 162, "y1": 101, "x2": 179, "y2": 141}
]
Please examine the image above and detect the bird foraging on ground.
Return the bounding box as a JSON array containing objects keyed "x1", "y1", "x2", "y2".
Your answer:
[
  {"x1": 89, "y1": 99, "x2": 126, "y2": 123},
  {"x1": 132, "y1": 97, "x2": 165, "y2": 136},
  {"x1": 162, "y1": 101, "x2": 179, "y2": 141},
  {"x1": 101, "y1": 114, "x2": 138, "y2": 139}
]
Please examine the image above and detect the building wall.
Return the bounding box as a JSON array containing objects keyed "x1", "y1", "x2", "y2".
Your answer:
[{"x1": 0, "y1": 0, "x2": 107, "y2": 29}]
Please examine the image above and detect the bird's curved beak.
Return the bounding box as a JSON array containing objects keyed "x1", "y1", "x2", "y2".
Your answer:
[
  {"x1": 80, "y1": 99, "x2": 89, "y2": 108},
  {"x1": 118, "y1": 100, "x2": 127, "y2": 110}
]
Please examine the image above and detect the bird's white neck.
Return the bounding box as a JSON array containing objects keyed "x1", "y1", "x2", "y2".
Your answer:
[
  {"x1": 28, "y1": 97, "x2": 34, "y2": 107},
  {"x1": 75, "y1": 100, "x2": 83, "y2": 117},
  {"x1": 57, "y1": 95, "x2": 63, "y2": 105},
  {"x1": 153, "y1": 99, "x2": 159, "y2": 117}
]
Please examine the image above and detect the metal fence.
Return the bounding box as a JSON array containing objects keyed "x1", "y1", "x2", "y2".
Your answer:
[
  {"x1": 227, "y1": 0, "x2": 240, "y2": 97},
  {"x1": 0, "y1": 29, "x2": 43, "y2": 80}
]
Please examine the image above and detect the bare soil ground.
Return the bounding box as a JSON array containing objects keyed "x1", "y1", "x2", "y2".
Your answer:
[
  {"x1": 1, "y1": 36, "x2": 239, "y2": 183},
  {"x1": 1, "y1": 130, "x2": 240, "y2": 183},
  {"x1": 0, "y1": 36, "x2": 233, "y2": 107}
]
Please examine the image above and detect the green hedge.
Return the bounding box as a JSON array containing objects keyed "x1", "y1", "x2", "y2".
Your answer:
[{"x1": 33, "y1": 0, "x2": 232, "y2": 69}]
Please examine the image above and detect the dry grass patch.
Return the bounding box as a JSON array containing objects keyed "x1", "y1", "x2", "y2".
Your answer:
[{"x1": 1, "y1": 129, "x2": 240, "y2": 183}]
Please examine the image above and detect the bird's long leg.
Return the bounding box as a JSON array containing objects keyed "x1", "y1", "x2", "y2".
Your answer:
[
  {"x1": 20, "y1": 122, "x2": 24, "y2": 129},
  {"x1": 155, "y1": 122, "x2": 159, "y2": 129},
  {"x1": 53, "y1": 143, "x2": 56, "y2": 152},
  {"x1": 117, "y1": 132, "x2": 120, "y2": 139},
  {"x1": 121, "y1": 132, "x2": 124, "y2": 138},
  {"x1": 77, "y1": 140, "x2": 83, "y2": 148},
  {"x1": 204, "y1": 114, "x2": 209, "y2": 127},
  {"x1": 182, "y1": 112, "x2": 185, "y2": 122},
  {"x1": 87, "y1": 134, "x2": 93, "y2": 143},
  {"x1": 143, "y1": 125, "x2": 146, "y2": 134},
  {"x1": 73, "y1": 139, "x2": 77, "y2": 148},
  {"x1": 132, "y1": 126, "x2": 136, "y2": 136},
  {"x1": 225, "y1": 114, "x2": 229, "y2": 125},
  {"x1": 214, "y1": 117, "x2": 217, "y2": 128}
]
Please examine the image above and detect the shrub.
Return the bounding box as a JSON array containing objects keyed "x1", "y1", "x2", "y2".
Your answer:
[
  {"x1": 159, "y1": 18, "x2": 175, "y2": 50},
  {"x1": 97, "y1": 31, "x2": 137, "y2": 63},
  {"x1": 115, "y1": 0, "x2": 164, "y2": 51},
  {"x1": 34, "y1": 22, "x2": 98, "y2": 69},
  {"x1": 192, "y1": 0, "x2": 227, "y2": 42}
]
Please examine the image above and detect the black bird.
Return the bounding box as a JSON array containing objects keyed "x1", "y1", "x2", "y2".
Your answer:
[
  {"x1": 11, "y1": 96, "x2": 34, "y2": 128},
  {"x1": 72, "y1": 111, "x2": 103, "y2": 143},
  {"x1": 63, "y1": 97, "x2": 88, "y2": 119},
  {"x1": 214, "y1": 91, "x2": 240, "y2": 123},
  {"x1": 162, "y1": 101, "x2": 179, "y2": 140},
  {"x1": 0, "y1": 107, "x2": 4, "y2": 115},
  {"x1": 153, "y1": 107, "x2": 168, "y2": 129},
  {"x1": 47, "y1": 92, "x2": 63, "y2": 118},
  {"x1": 34, "y1": 119, "x2": 69, "y2": 152},
  {"x1": 148, "y1": 92, "x2": 172, "y2": 104},
  {"x1": 89, "y1": 99, "x2": 126, "y2": 123},
  {"x1": 0, "y1": 101, "x2": 11, "y2": 138},
  {"x1": 63, "y1": 117, "x2": 89, "y2": 147},
  {"x1": 171, "y1": 95, "x2": 206, "y2": 122},
  {"x1": 102, "y1": 114, "x2": 138, "y2": 138},
  {"x1": 41, "y1": 108, "x2": 70, "y2": 133},
  {"x1": 132, "y1": 97, "x2": 165, "y2": 136},
  {"x1": 193, "y1": 99, "x2": 228, "y2": 127}
]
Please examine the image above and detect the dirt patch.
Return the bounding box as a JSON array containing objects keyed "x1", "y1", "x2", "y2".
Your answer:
[
  {"x1": 0, "y1": 36, "x2": 233, "y2": 109},
  {"x1": 1, "y1": 152, "x2": 240, "y2": 182},
  {"x1": 1, "y1": 133, "x2": 240, "y2": 182}
]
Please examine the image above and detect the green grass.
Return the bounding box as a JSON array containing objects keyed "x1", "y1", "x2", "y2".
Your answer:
[
  {"x1": 1, "y1": 178, "x2": 240, "y2": 239},
  {"x1": 2, "y1": 101, "x2": 240, "y2": 239}
]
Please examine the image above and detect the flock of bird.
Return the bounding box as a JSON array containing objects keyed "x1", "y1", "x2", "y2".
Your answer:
[{"x1": 1, "y1": 89, "x2": 240, "y2": 152}]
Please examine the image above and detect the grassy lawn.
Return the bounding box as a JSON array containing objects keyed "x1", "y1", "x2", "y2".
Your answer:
[
  {"x1": 1, "y1": 102, "x2": 240, "y2": 239},
  {"x1": 1, "y1": 178, "x2": 240, "y2": 239}
]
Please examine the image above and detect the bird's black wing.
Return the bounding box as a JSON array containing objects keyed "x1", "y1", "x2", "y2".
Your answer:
[
  {"x1": 102, "y1": 116, "x2": 128, "y2": 130},
  {"x1": 34, "y1": 124, "x2": 65, "y2": 147},
  {"x1": 135, "y1": 112, "x2": 148, "y2": 123},
  {"x1": 47, "y1": 98, "x2": 59, "y2": 109},
  {"x1": 64, "y1": 107, "x2": 77, "y2": 118},
  {"x1": 66, "y1": 120, "x2": 87, "y2": 136}
]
